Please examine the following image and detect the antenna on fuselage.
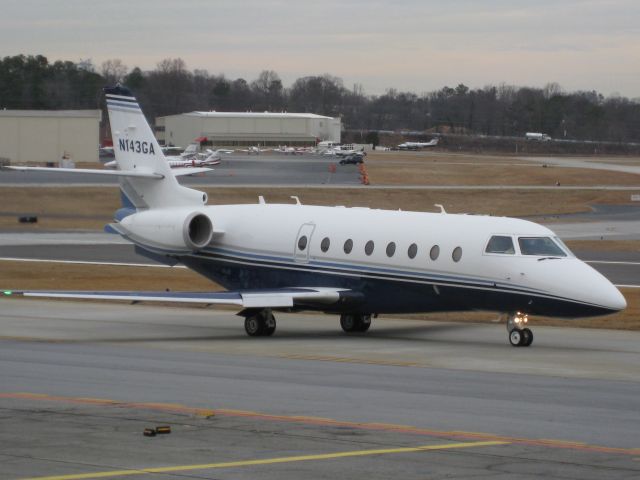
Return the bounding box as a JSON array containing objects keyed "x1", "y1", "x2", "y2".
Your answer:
[
  {"x1": 291, "y1": 196, "x2": 302, "y2": 205},
  {"x1": 435, "y1": 204, "x2": 447, "y2": 214}
]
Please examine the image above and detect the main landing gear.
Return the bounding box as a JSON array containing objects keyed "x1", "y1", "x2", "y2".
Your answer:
[
  {"x1": 244, "y1": 309, "x2": 276, "y2": 337},
  {"x1": 340, "y1": 314, "x2": 372, "y2": 333},
  {"x1": 507, "y1": 312, "x2": 533, "y2": 347}
]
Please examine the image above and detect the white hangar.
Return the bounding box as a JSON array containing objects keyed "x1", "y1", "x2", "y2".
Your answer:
[
  {"x1": 155, "y1": 111, "x2": 341, "y2": 147},
  {"x1": 0, "y1": 110, "x2": 101, "y2": 164}
]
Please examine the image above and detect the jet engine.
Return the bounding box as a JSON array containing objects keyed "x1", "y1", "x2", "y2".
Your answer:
[{"x1": 118, "y1": 208, "x2": 214, "y2": 252}]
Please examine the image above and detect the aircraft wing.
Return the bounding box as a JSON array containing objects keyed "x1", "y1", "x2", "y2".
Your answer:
[
  {"x1": 171, "y1": 167, "x2": 213, "y2": 176},
  {"x1": 5, "y1": 287, "x2": 352, "y2": 309},
  {"x1": 3, "y1": 166, "x2": 164, "y2": 179}
]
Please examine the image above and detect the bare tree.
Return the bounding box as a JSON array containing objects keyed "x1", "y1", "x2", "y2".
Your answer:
[{"x1": 101, "y1": 59, "x2": 128, "y2": 85}]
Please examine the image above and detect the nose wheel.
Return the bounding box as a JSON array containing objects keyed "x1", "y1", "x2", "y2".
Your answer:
[{"x1": 507, "y1": 312, "x2": 533, "y2": 347}]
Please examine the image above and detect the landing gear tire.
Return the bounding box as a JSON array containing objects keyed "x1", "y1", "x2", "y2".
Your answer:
[
  {"x1": 358, "y1": 315, "x2": 372, "y2": 332},
  {"x1": 244, "y1": 310, "x2": 276, "y2": 337},
  {"x1": 263, "y1": 311, "x2": 276, "y2": 337},
  {"x1": 340, "y1": 314, "x2": 372, "y2": 333},
  {"x1": 506, "y1": 312, "x2": 533, "y2": 347},
  {"x1": 340, "y1": 314, "x2": 358, "y2": 332},
  {"x1": 509, "y1": 329, "x2": 522, "y2": 347},
  {"x1": 245, "y1": 316, "x2": 264, "y2": 336}
]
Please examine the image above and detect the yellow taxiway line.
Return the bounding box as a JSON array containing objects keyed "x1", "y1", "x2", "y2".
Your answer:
[{"x1": 20, "y1": 441, "x2": 508, "y2": 480}]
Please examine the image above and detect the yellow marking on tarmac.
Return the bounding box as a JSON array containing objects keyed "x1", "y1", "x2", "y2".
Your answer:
[
  {"x1": 20, "y1": 441, "x2": 508, "y2": 480},
  {"x1": 538, "y1": 438, "x2": 587, "y2": 446},
  {"x1": 278, "y1": 354, "x2": 420, "y2": 367}
]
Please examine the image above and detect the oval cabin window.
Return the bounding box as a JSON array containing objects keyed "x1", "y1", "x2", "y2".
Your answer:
[
  {"x1": 386, "y1": 242, "x2": 396, "y2": 257},
  {"x1": 408, "y1": 243, "x2": 418, "y2": 259},
  {"x1": 430, "y1": 245, "x2": 440, "y2": 260},
  {"x1": 321, "y1": 237, "x2": 330, "y2": 252},
  {"x1": 365, "y1": 240, "x2": 375, "y2": 256},
  {"x1": 452, "y1": 246, "x2": 462, "y2": 262},
  {"x1": 344, "y1": 239, "x2": 353, "y2": 254},
  {"x1": 298, "y1": 235, "x2": 308, "y2": 251}
]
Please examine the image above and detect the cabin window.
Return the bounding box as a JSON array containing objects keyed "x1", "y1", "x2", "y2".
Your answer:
[
  {"x1": 486, "y1": 235, "x2": 515, "y2": 254},
  {"x1": 321, "y1": 237, "x2": 330, "y2": 252},
  {"x1": 298, "y1": 235, "x2": 308, "y2": 251},
  {"x1": 365, "y1": 240, "x2": 375, "y2": 256},
  {"x1": 430, "y1": 245, "x2": 440, "y2": 260},
  {"x1": 386, "y1": 242, "x2": 396, "y2": 257},
  {"x1": 344, "y1": 239, "x2": 353, "y2": 254},
  {"x1": 452, "y1": 246, "x2": 462, "y2": 262},
  {"x1": 408, "y1": 243, "x2": 418, "y2": 259},
  {"x1": 518, "y1": 237, "x2": 567, "y2": 257}
]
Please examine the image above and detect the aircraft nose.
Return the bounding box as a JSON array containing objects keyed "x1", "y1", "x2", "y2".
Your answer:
[
  {"x1": 602, "y1": 282, "x2": 627, "y2": 312},
  {"x1": 527, "y1": 258, "x2": 627, "y2": 315},
  {"x1": 570, "y1": 261, "x2": 626, "y2": 313}
]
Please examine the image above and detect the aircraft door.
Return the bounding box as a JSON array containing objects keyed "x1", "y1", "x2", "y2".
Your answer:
[{"x1": 294, "y1": 223, "x2": 316, "y2": 263}]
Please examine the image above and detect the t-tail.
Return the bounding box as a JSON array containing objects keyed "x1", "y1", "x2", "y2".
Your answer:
[{"x1": 104, "y1": 85, "x2": 207, "y2": 210}]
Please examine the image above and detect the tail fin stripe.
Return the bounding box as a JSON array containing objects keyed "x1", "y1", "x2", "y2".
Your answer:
[
  {"x1": 107, "y1": 103, "x2": 141, "y2": 112},
  {"x1": 105, "y1": 94, "x2": 138, "y2": 102}
]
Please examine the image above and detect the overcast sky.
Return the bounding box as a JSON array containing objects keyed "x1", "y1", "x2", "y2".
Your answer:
[{"x1": 2, "y1": 0, "x2": 639, "y2": 97}]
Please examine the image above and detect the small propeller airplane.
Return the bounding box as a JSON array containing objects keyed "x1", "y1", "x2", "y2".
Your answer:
[{"x1": 398, "y1": 138, "x2": 439, "y2": 150}]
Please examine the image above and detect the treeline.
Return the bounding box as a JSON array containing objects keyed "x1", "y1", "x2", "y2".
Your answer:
[{"x1": 1, "y1": 54, "x2": 640, "y2": 143}]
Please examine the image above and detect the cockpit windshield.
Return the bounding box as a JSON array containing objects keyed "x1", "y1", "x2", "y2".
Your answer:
[
  {"x1": 486, "y1": 235, "x2": 515, "y2": 254},
  {"x1": 518, "y1": 237, "x2": 567, "y2": 257}
]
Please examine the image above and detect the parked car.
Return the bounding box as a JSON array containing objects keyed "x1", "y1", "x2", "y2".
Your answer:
[{"x1": 339, "y1": 154, "x2": 365, "y2": 165}]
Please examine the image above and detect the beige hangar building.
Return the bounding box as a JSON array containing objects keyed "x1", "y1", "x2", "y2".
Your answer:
[
  {"x1": 156, "y1": 111, "x2": 341, "y2": 147},
  {"x1": 0, "y1": 110, "x2": 102, "y2": 164}
]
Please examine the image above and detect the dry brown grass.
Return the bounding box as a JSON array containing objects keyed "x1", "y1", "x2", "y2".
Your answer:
[
  {"x1": 566, "y1": 240, "x2": 640, "y2": 253},
  {"x1": 1, "y1": 261, "x2": 637, "y2": 330},
  {"x1": 0, "y1": 261, "x2": 215, "y2": 291},
  {"x1": 364, "y1": 151, "x2": 640, "y2": 186}
]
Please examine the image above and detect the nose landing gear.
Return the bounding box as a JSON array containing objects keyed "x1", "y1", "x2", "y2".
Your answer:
[{"x1": 507, "y1": 312, "x2": 533, "y2": 347}]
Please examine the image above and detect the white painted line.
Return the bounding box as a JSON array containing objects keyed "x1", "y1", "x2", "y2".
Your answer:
[
  {"x1": 586, "y1": 260, "x2": 640, "y2": 266},
  {"x1": 0, "y1": 257, "x2": 186, "y2": 269},
  {"x1": 615, "y1": 284, "x2": 640, "y2": 288}
]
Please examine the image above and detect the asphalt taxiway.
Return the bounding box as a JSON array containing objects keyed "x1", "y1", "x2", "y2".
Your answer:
[
  {"x1": 1, "y1": 299, "x2": 639, "y2": 479},
  {"x1": 0, "y1": 154, "x2": 363, "y2": 186}
]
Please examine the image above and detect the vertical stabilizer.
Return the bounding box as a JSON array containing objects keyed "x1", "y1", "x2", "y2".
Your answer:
[{"x1": 104, "y1": 85, "x2": 206, "y2": 209}]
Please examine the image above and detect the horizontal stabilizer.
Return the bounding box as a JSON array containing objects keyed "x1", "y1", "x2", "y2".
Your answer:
[
  {"x1": 4, "y1": 166, "x2": 164, "y2": 179},
  {"x1": 5, "y1": 287, "x2": 349, "y2": 309}
]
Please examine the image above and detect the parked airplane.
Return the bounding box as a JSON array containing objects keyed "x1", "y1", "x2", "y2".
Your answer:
[
  {"x1": 240, "y1": 146, "x2": 270, "y2": 154},
  {"x1": 105, "y1": 148, "x2": 232, "y2": 169},
  {"x1": 273, "y1": 146, "x2": 313, "y2": 155},
  {"x1": 398, "y1": 138, "x2": 439, "y2": 150},
  {"x1": 3, "y1": 86, "x2": 626, "y2": 346},
  {"x1": 178, "y1": 145, "x2": 235, "y2": 158}
]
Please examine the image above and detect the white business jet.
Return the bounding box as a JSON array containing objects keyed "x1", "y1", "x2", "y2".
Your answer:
[{"x1": 4, "y1": 86, "x2": 626, "y2": 346}]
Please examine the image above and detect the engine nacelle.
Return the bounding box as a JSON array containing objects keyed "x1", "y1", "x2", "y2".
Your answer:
[{"x1": 119, "y1": 208, "x2": 214, "y2": 251}]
